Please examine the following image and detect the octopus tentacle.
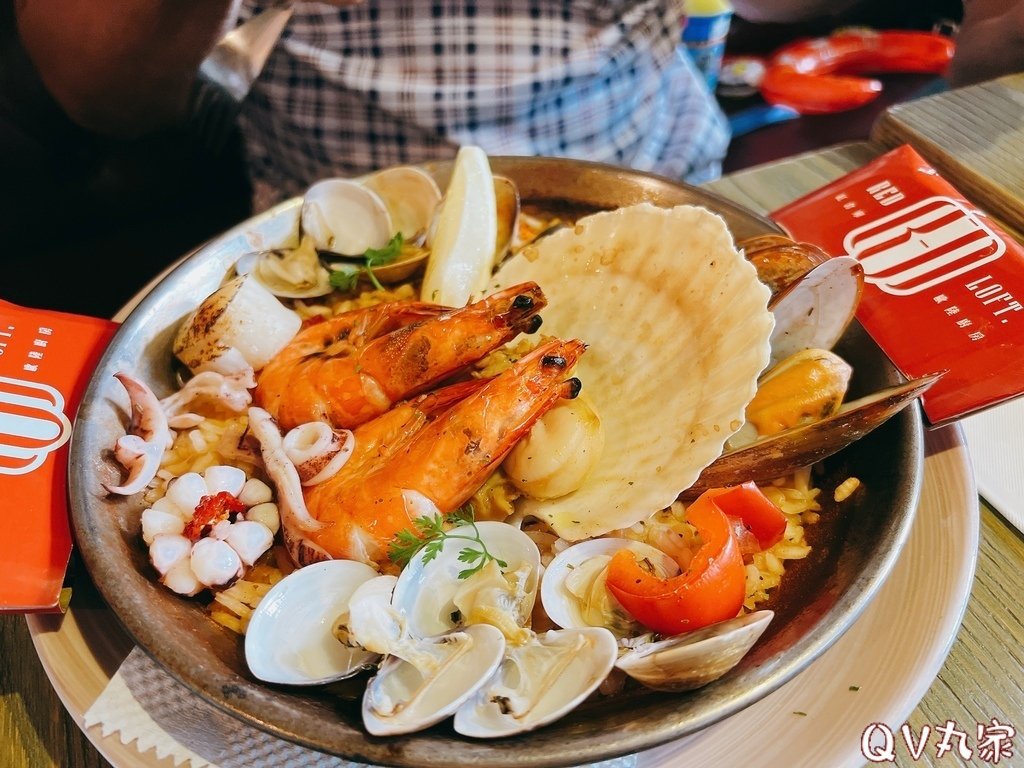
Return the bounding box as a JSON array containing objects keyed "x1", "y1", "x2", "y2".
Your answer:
[{"x1": 104, "y1": 372, "x2": 174, "y2": 495}]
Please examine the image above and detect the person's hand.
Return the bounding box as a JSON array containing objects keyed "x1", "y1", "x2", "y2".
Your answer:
[{"x1": 948, "y1": 0, "x2": 1024, "y2": 86}]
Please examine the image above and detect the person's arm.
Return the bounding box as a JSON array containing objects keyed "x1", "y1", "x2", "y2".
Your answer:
[
  {"x1": 729, "y1": 0, "x2": 863, "y2": 25},
  {"x1": 948, "y1": 0, "x2": 1024, "y2": 87},
  {"x1": 14, "y1": 0, "x2": 237, "y2": 138}
]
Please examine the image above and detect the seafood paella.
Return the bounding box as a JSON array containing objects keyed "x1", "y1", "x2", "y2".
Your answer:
[{"x1": 90, "y1": 148, "x2": 931, "y2": 748}]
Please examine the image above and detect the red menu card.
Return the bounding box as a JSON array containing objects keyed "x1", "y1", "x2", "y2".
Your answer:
[
  {"x1": 0, "y1": 300, "x2": 117, "y2": 613},
  {"x1": 772, "y1": 144, "x2": 1024, "y2": 429}
]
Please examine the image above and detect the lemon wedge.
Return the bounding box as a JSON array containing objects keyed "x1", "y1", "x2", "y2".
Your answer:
[{"x1": 420, "y1": 145, "x2": 498, "y2": 307}]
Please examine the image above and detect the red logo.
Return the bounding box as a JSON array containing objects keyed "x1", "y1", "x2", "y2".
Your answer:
[
  {"x1": 0, "y1": 375, "x2": 72, "y2": 476},
  {"x1": 843, "y1": 196, "x2": 1005, "y2": 296}
]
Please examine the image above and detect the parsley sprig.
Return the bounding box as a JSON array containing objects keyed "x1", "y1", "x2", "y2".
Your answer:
[
  {"x1": 328, "y1": 232, "x2": 404, "y2": 292},
  {"x1": 388, "y1": 505, "x2": 508, "y2": 579}
]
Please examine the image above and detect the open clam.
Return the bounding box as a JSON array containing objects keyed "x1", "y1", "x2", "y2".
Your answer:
[
  {"x1": 386, "y1": 521, "x2": 620, "y2": 737},
  {"x1": 234, "y1": 242, "x2": 334, "y2": 300},
  {"x1": 540, "y1": 536, "x2": 770, "y2": 696},
  {"x1": 540, "y1": 538, "x2": 679, "y2": 639},
  {"x1": 239, "y1": 165, "x2": 444, "y2": 297},
  {"x1": 343, "y1": 574, "x2": 509, "y2": 737},
  {"x1": 243, "y1": 559, "x2": 380, "y2": 685},
  {"x1": 453, "y1": 626, "x2": 618, "y2": 738},
  {"x1": 301, "y1": 178, "x2": 394, "y2": 257},
  {"x1": 539, "y1": 537, "x2": 773, "y2": 692},
  {"x1": 363, "y1": 622, "x2": 508, "y2": 736},
  {"x1": 615, "y1": 610, "x2": 774, "y2": 692},
  {"x1": 362, "y1": 166, "x2": 442, "y2": 243},
  {"x1": 391, "y1": 521, "x2": 541, "y2": 640},
  {"x1": 240, "y1": 158, "x2": 526, "y2": 301}
]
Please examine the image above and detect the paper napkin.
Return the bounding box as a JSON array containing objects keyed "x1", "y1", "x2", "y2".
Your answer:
[
  {"x1": 961, "y1": 400, "x2": 1024, "y2": 535},
  {"x1": 84, "y1": 647, "x2": 639, "y2": 768}
]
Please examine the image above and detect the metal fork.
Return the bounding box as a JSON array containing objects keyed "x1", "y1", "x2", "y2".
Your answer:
[{"x1": 186, "y1": 4, "x2": 295, "y2": 153}]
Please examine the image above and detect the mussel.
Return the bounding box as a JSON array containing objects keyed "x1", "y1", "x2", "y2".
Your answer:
[{"x1": 687, "y1": 234, "x2": 939, "y2": 495}]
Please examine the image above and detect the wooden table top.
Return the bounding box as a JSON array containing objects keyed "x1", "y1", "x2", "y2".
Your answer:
[
  {"x1": 871, "y1": 72, "x2": 1024, "y2": 242},
  {"x1": 5, "y1": 75, "x2": 1024, "y2": 768}
]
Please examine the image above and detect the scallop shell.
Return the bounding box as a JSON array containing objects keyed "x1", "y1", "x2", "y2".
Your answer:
[{"x1": 493, "y1": 203, "x2": 774, "y2": 540}]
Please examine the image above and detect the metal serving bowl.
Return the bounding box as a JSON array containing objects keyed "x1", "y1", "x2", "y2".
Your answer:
[{"x1": 69, "y1": 156, "x2": 923, "y2": 767}]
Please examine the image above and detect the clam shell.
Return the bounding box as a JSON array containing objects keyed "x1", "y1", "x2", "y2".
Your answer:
[
  {"x1": 391, "y1": 521, "x2": 541, "y2": 638},
  {"x1": 362, "y1": 623, "x2": 507, "y2": 736},
  {"x1": 244, "y1": 559, "x2": 381, "y2": 685},
  {"x1": 244, "y1": 207, "x2": 301, "y2": 253},
  {"x1": 362, "y1": 165, "x2": 442, "y2": 241},
  {"x1": 234, "y1": 249, "x2": 334, "y2": 299},
  {"x1": 301, "y1": 178, "x2": 393, "y2": 256},
  {"x1": 493, "y1": 174, "x2": 521, "y2": 264},
  {"x1": 362, "y1": 251, "x2": 430, "y2": 285},
  {"x1": 615, "y1": 610, "x2": 773, "y2": 692},
  {"x1": 493, "y1": 203, "x2": 774, "y2": 540},
  {"x1": 738, "y1": 235, "x2": 829, "y2": 296},
  {"x1": 453, "y1": 627, "x2": 618, "y2": 738},
  {"x1": 540, "y1": 537, "x2": 679, "y2": 637},
  {"x1": 769, "y1": 256, "x2": 864, "y2": 367}
]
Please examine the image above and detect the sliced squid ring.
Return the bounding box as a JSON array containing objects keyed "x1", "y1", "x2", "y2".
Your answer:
[{"x1": 282, "y1": 422, "x2": 355, "y2": 486}]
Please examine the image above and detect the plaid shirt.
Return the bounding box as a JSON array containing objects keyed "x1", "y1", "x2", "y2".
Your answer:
[{"x1": 237, "y1": 1, "x2": 730, "y2": 205}]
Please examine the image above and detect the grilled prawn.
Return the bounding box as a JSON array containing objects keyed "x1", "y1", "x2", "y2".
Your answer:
[
  {"x1": 253, "y1": 282, "x2": 546, "y2": 431},
  {"x1": 302, "y1": 338, "x2": 586, "y2": 564}
]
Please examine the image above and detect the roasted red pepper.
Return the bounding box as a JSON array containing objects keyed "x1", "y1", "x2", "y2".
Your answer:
[{"x1": 605, "y1": 483, "x2": 787, "y2": 635}]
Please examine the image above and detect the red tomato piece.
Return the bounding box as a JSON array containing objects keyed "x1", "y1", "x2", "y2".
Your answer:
[
  {"x1": 605, "y1": 487, "x2": 745, "y2": 635},
  {"x1": 715, "y1": 481, "x2": 788, "y2": 551}
]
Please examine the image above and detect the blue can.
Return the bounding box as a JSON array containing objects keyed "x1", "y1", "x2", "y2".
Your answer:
[{"x1": 681, "y1": 9, "x2": 733, "y2": 92}]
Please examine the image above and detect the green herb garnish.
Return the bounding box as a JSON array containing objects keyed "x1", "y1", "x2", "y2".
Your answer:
[
  {"x1": 328, "y1": 264, "x2": 361, "y2": 292},
  {"x1": 364, "y1": 233, "x2": 404, "y2": 290},
  {"x1": 326, "y1": 232, "x2": 404, "y2": 292},
  {"x1": 388, "y1": 505, "x2": 508, "y2": 579}
]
